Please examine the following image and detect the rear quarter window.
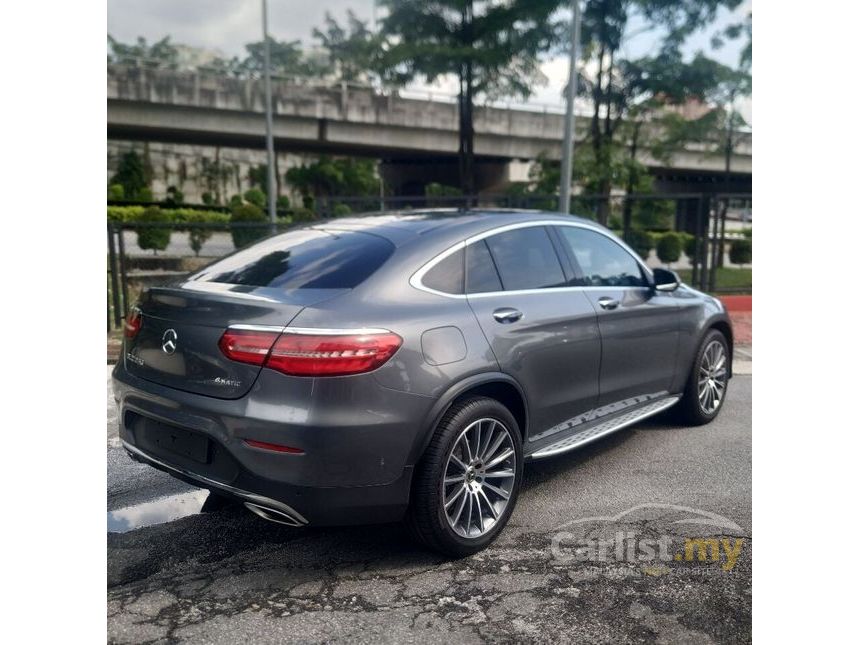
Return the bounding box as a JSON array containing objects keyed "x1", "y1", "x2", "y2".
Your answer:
[
  {"x1": 189, "y1": 229, "x2": 395, "y2": 289},
  {"x1": 421, "y1": 248, "x2": 465, "y2": 294}
]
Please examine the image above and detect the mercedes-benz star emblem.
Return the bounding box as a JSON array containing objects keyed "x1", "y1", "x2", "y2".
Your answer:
[{"x1": 161, "y1": 329, "x2": 178, "y2": 355}]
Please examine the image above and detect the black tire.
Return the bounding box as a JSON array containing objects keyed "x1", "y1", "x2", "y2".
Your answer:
[
  {"x1": 407, "y1": 397, "x2": 524, "y2": 557},
  {"x1": 675, "y1": 329, "x2": 730, "y2": 426}
]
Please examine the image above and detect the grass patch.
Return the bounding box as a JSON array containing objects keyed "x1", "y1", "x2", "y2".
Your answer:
[{"x1": 677, "y1": 267, "x2": 752, "y2": 293}]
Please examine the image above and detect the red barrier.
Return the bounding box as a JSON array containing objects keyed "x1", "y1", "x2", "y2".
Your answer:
[{"x1": 719, "y1": 295, "x2": 752, "y2": 312}]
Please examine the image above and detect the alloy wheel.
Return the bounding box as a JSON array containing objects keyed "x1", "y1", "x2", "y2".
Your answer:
[
  {"x1": 442, "y1": 418, "x2": 517, "y2": 539},
  {"x1": 698, "y1": 340, "x2": 728, "y2": 414}
]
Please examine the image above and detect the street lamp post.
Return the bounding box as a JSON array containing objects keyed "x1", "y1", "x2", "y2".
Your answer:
[
  {"x1": 262, "y1": 0, "x2": 277, "y2": 227},
  {"x1": 559, "y1": 0, "x2": 582, "y2": 214}
]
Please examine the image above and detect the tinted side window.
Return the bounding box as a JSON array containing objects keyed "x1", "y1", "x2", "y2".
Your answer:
[
  {"x1": 484, "y1": 227, "x2": 566, "y2": 291},
  {"x1": 422, "y1": 248, "x2": 464, "y2": 294},
  {"x1": 190, "y1": 229, "x2": 394, "y2": 289},
  {"x1": 466, "y1": 240, "x2": 503, "y2": 293},
  {"x1": 558, "y1": 227, "x2": 646, "y2": 287}
]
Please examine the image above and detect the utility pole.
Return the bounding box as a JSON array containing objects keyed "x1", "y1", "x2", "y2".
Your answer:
[
  {"x1": 558, "y1": 0, "x2": 582, "y2": 214},
  {"x1": 262, "y1": 0, "x2": 277, "y2": 228}
]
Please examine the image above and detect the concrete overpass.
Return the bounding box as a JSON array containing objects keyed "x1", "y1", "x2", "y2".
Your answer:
[{"x1": 107, "y1": 64, "x2": 751, "y2": 194}]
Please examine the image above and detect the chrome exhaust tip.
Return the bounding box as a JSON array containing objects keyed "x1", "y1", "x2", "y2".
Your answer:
[{"x1": 244, "y1": 501, "x2": 305, "y2": 527}]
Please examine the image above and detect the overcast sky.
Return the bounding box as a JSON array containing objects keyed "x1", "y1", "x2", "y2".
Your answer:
[{"x1": 107, "y1": 0, "x2": 751, "y2": 122}]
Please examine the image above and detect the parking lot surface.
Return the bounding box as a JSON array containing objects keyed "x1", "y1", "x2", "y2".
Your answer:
[{"x1": 108, "y1": 372, "x2": 751, "y2": 644}]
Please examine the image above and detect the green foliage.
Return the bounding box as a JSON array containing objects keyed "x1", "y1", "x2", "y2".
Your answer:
[
  {"x1": 624, "y1": 229, "x2": 654, "y2": 261},
  {"x1": 632, "y1": 197, "x2": 674, "y2": 231},
  {"x1": 230, "y1": 203, "x2": 269, "y2": 249},
  {"x1": 107, "y1": 206, "x2": 145, "y2": 223},
  {"x1": 729, "y1": 238, "x2": 752, "y2": 266},
  {"x1": 332, "y1": 203, "x2": 352, "y2": 217},
  {"x1": 285, "y1": 156, "x2": 380, "y2": 200},
  {"x1": 425, "y1": 183, "x2": 463, "y2": 197},
  {"x1": 179, "y1": 210, "x2": 228, "y2": 257},
  {"x1": 276, "y1": 195, "x2": 291, "y2": 211},
  {"x1": 107, "y1": 206, "x2": 229, "y2": 227},
  {"x1": 740, "y1": 228, "x2": 752, "y2": 239},
  {"x1": 683, "y1": 234, "x2": 700, "y2": 261},
  {"x1": 107, "y1": 35, "x2": 179, "y2": 68},
  {"x1": 169, "y1": 209, "x2": 230, "y2": 226},
  {"x1": 201, "y1": 192, "x2": 215, "y2": 205},
  {"x1": 378, "y1": 0, "x2": 559, "y2": 192},
  {"x1": 677, "y1": 267, "x2": 751, "y2": 292},
  {"x1": 228, "y1": 194, "x2": 243, "y2": 208},
  {"x1": 108, "y1": 184, "x2": 125, "y2": 201},
  {"x1": 656, "y1": 232, "x2": 682, "y2": 266},
  {"x1": 110, "y1": 151, "x2": 150, "y2": 201},
  {"x1": 559, "y1": 1, "x2": 747, "y2": 222},
  {"x1": 247, "y1": 164, "x2": 270, "y2": 190},
  {"x1": 137, "y1": 187, "x2": 153, "y2": 202},
  {"x1": 234, "y1": 37, "x2": 331, "y2": 77},
  {"x1": 163, "y1": 185, "x2": 184, "y2": 207},
  {"x1": 243, "y1": 188, "x2": 266, "y2": 209},
  {"x1": 136, "y1": 207, "x2": 172, "y2": 255},
  {"x1": 291, "y1": 207, "x2": 317, "y2": 223},
  {"x1": 313, "y1": 10, "x2": 381, "y2": 82}
]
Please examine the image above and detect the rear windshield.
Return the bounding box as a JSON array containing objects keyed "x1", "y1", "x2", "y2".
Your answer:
[{"x1": 189, "y1": 229, "x2": 395, "y2": 289}]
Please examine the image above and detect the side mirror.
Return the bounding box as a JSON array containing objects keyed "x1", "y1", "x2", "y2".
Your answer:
[{"x1": 653, "y1": 268, "x2": 681, "y2": 292}]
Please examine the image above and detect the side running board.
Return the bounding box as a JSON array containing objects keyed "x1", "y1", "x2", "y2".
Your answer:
[{"x1": 530, "y1": 396, "x2": 680, "y2": 459}]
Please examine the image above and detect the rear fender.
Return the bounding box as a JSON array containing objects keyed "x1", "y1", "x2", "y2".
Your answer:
[{"x1": 407, "y1": 372, "x2": 529, "y2": 465}]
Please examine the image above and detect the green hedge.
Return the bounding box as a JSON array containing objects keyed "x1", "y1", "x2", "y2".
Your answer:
[
  {"x1": 107, "y1": 207, "x2": 232, "y2": 226},
  {"x1": 656, "y1": 232, "x2": 682, "y2": 265},
  {"x1": 136, "y1": 207, "x2": 173, "y2": 254}
]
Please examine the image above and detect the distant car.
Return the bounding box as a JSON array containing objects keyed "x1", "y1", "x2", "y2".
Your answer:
[{"x1": 112, "y1": 211, "x2": 733, "y2": 556}]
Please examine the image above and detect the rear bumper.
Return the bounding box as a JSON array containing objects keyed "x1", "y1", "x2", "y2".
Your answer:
[{"x1": 112, "y1": 360, "x2": 433, "y2": 526}]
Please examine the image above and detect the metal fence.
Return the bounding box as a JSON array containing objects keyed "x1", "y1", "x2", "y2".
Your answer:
[{"x1": 107, "y1": 192, "x2": 751, "y2": 332}]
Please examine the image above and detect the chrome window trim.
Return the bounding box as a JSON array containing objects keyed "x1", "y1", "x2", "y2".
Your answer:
[
  {"x1": 409, "y1": 219, "x2": 654, "y2": 300},
  {"x1": 228, "y1": 324, "x2": 287, "y2": 333},
  {"x1": 281, "y1": 326, "x2": 393, "y2": 336},
  {"x1": 228, "y1": 324, "x2": 392, "y2": 336}
]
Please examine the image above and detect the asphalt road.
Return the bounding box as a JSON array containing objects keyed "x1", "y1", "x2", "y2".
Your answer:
[{"x1": 107, "y1": 371, "x2": 752, "y2": 644}]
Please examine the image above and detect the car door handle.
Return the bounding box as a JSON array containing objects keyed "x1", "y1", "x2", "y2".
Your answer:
[
  {"x1": 493, "y1": 307, "x2": 523, "y2": 324},
  {"x1": 598, "y1": 297, "x2": 620, "y2": 310}
]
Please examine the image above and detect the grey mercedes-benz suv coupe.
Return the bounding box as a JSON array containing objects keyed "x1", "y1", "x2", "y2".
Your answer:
[{"x1": 112, "y1": 210, "x2": 732, "y2": 556}]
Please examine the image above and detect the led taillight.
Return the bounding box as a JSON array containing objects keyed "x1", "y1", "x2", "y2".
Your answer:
[
  {"x1": 124, "y1": 308, "x2": 142, "y2": 339},
  {"x1": 266, "y1": 332, "x2": 402, "y2": 376},
  {"x1": 218, "y1": 328, "x2": 402, "y2": 377},
  {"x1": 218, "y1": 329, "x2": 280, "y2": 366}
]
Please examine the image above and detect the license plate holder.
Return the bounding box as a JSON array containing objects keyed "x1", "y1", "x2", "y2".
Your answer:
[{"x1": 149, "y1": 424, "x2": 210, "y2": 464}]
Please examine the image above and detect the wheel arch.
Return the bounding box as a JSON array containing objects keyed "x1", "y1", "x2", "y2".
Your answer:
[
  {"x1": 706, "y1": 317, "x2": 734, "y2": 377},
  {"x1": 409, "y1": 372, "x2": 529, "y2": 465}
]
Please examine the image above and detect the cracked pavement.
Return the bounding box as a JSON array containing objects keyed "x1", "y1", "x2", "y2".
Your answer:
[{"x1": 108, "y1": 371, "x2": 751, "y2": 644}]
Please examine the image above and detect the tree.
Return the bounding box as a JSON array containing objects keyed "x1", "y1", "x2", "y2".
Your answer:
[
  {"x1": 378, "y1": 0, "x2": 559, "y2": 196},
  {"x1": 285, "y1": 156, "x2": 380, "y2": 204},
  {"x1": 569, "y1": 0, "x2": 743, "y2": 224},
  {"x1": 313, "y1": 10, "x2": 382, "y2": 83},
  {"x1": 656, "y1": 232, "x2": 682, "y2": 266},
  {"x1": 230, "y1": 203, "x2": 269, "y2": 249},
  {"x1": 238, "y1": 37, "x2": 331, "y2": 77},
  {"x1": 107, "y1": 35, "x2": 179, "y2": 68},
  {"x1": 136, "y1": 207, "x2": 172, "y2": 255},
  {"x1": 110, "y1": 151, "x2": 150, "y2": 201},
  {"x1": 729, "y1": 238, "x2": 751, "y2": 267}
]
